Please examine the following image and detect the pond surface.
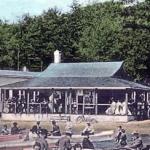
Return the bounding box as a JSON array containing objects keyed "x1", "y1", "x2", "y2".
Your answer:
[{"x1": 93, "y1": 134, "x2": 150, "y2": 150}]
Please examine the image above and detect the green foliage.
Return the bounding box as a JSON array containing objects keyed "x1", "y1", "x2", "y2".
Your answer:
[{"x1": 0, "y1": 1, "x2": 149, "y2": 81}]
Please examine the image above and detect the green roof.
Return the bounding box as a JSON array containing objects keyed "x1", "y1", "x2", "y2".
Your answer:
[
  {"x1": 2, "y1": 61, "x2": 149, "y2": 90},
  {"x1": 0, "y1": 70, "x2": 39, "y2": 78},
  {"x1": 38, "y1": 62, "x2": 123, "y2": 78},
  {"x1": 2, "y1": 77, "x2": 150, "y2": 90}
]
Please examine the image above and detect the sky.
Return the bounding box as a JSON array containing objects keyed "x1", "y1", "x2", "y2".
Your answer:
[{"x1": 0, "y1": 0, "x2": 106, "y2": 23}]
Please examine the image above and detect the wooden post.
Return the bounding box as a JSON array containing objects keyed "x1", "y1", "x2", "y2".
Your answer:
[
  {"x1": 19, "y1": 90, "x2": 21, "y2": 99},
  {"x1": 9, "y1": 90, "x2": 13, "y2": 99},
  {"x1": 125, "y1": 92, "x2": 128, "y2": 115},
  {"x1": 3, "y1": 89, "x2": 6, "y2": 101},
  {"x1": 0, "y1": 89, "x2": 1, "y2": 102},
  {"x1": 146, "y1": 92, "x2": 149, "y2": 103},
  {"x1": 76, "y1": 90, "x2": 78, "y2": 114},
  {"x1": 33, "y1": 91, "x2": 36, "y2": 101},
  {"x1": 69, "y1": 91, "x2": 72, "y2": 114},
  {"x1": 83, "y1": 90, "x2": 85, "y2": 115},
  {"x1": 65, "y1": 91, "x2": 68, "y2": 114},
  {"x1": 146, "y1": 92, "x2": 150, "y2": 118},
  {"x1": 27, "y1": 90, "x2": 30, "y2": 114},
  {"x1": 95, "y1": 90, "x2": 98, "y2": 115},
  {"x1": 0, "y1": 89, "x2": 2, "y2": 114}
]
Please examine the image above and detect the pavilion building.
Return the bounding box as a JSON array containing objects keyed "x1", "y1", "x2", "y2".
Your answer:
[{"x1": 0, "y1": 51, "x2": 150, "y2": 122}]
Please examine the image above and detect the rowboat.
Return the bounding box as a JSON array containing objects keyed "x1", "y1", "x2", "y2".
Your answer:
[
  {"x1": 47, "y1": 130, "x2": 114, "y2": 142},
  {"x1": 0, "y1": 134, "x2": 23, "y2": 142},
  {"x1": 0, "y1": 130, "x2": 114, "y2": 150}
]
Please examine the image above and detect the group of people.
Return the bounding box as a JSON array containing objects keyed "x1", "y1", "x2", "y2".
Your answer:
[
  {"x1": 28, "y1": 121, "x2": 95, "y2": 150},
  {"x1": 0, "y1": 122, "x2": 25, "y2": 135},
  {"x1": 0, "y1": 121, "x2": 146, "y2": 150},
  {"x1": 3, "y1": 91, "x2": 64, "y2": 114},
  {"x1": 114, "y1": 126, "x2": 143, "y2": 150},
  {"x1": 105, "y1": 98, "x2": 132, "y2": 115},
  {"x1": 0, "y1": 120, "x2": 95, "y2": 150}
]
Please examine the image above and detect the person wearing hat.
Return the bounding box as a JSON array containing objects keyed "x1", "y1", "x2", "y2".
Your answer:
[
  {"x1": 51, "y1": 120, "x2": 61, "y2": 136},
  {"x1": 56, "y1": 131, "x2": 72, "y2": 150},
  {"x1": 82, "y1": 122, "x2": 94, "y2": 136},
  {"x1": 125, "y1": 131, "x2": 143, "y2": 150},
  {"x1": 11, "y1": 122, "x2": 20, "y2": 135}
]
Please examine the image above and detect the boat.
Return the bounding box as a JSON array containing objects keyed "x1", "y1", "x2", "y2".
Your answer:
[
  {"x1": 0, "y1": 134, "x2": 23, "y2": 142},
  {"x1": 47, "y1": 130, "x2": 114, "y2": 143},
  {"x1": 0, "y1": 130, "x2": 114, "y2": 150}
]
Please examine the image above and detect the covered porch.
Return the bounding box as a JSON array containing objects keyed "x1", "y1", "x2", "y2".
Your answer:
[{"x1": 1, "y1": 86, "x2": 150, "y2": 122}]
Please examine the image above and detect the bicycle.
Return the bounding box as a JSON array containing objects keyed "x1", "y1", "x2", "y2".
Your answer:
[{"x1": 75, "y1": 115, "x2": 98, "y2": 123}]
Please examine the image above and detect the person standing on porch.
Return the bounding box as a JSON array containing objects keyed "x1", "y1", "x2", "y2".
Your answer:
[{"x1": 115, "y1": 100, "x2": 122, "y2": 115}]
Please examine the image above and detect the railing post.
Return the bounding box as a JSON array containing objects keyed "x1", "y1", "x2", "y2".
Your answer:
[
  {"x1": 27, "y1": 90, "x2": 30, "y2": 114},
  {"x1": 125, "y1": 92, "x2": 128, "y2": 115},
  {"x1": 40, "y1": 103, "x2": 42, "y2": 114},
  {"x1": 95, "y1": 89, "x2": 98, "y2": 115}
]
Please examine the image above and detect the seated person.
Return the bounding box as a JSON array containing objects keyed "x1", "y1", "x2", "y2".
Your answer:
[
  {"x1": 1, "y1": 124, "x2": 9, "y2": 135},
  {"x1": 114, "y1": 126, "x2": 122, "y2": 143},
  {"x1": 35, "y1": 129, "x2": 49, "y2": 150},
  {"x1": 82, "y1": 122, "x2": 94, "y2": 136},
  {"x1": 105, "y1": 99, "x2": 116, "y2": 115},
  {"x1": 65, "y1": 121, "x2": 73, "y2": 135},
  {"x1": 82, "y1": 135, "x2": 94, "y2": 149},
  {"x1": 11, "y1": 122, "x2": 20, "y2": 135},
  {"x1": 50, "y1": 120, "x2": 61, "y2": 136},
  {"x1": 25, "y1": 125, "x2": 39, "y2": 141},
  {"x1": 124, "y1": 131, "x2": 143, "y2": 150},
  {"x1": 35, "y1": 121, "x2": 41, "y2": 135}
]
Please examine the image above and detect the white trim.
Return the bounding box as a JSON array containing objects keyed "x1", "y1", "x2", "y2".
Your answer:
[{"x1": 1, "y1": 87, "x2": 129, "y2": 90}]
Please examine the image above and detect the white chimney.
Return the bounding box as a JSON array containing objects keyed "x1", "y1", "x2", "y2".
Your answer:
[
  {"x1": 54, "y1": 50, "x2": 61, "y2": 63},
  {"x1": 22, "y1": 66, "x2": 28, "y2": 72}
]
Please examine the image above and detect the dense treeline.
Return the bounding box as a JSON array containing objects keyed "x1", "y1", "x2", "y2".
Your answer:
[{"x1": 0, "y1": 0, "x2": 150, "y2": 82}]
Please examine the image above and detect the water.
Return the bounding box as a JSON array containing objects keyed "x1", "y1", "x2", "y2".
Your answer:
[{"x1": 93, "y1": 134, "x2": 150, "y2": 150}]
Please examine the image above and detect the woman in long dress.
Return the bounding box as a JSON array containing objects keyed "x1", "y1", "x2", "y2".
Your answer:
[
  {"x1": 115, "y1": 100, "x2": 122, "y2": 115},
  {"x1": 48, "y1": 94, "x2": 53, "y2": 113}
]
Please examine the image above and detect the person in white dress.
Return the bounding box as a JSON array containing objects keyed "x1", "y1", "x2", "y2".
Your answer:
[
  {"x1": 48, "y1": 94, "x2": 53, "y2": 113},
  {"x1": 105, "y1": 99, "x2": 116, "y2": 115},
  {"x1": 115, "y1": 100, "x2": 123, "y2": 115}
]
